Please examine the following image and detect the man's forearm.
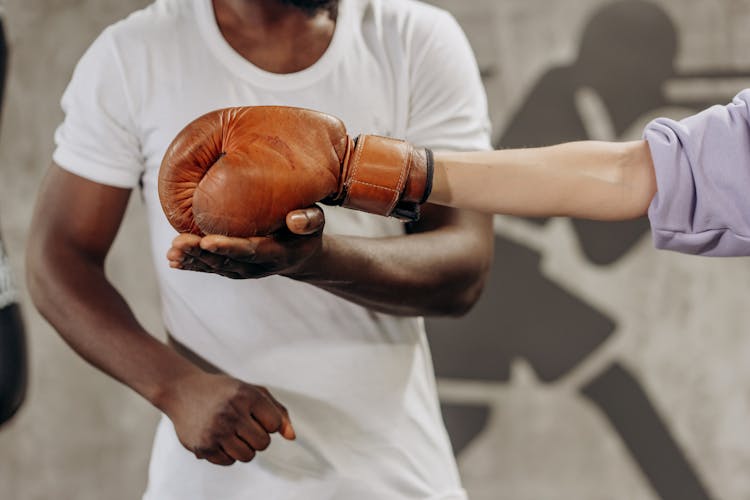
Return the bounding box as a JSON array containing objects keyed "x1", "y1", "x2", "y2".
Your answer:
[
  {"x1": 27, "y1": 248, "x2": 200, "y2": 410},
  {"x1": 430, "y1": 140, "x2": 656, "y2": 221},
  {"x1": 290, "y1": 210, "x2": 493, "y2": 317}
]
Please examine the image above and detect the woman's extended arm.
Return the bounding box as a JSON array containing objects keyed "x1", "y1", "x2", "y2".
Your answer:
[
  {"x1": 428, "y1": 89, "x2": 750, "y2": 256},
  {"x1": 429, "y1": 140, "x2": 656, "y2": 221}
]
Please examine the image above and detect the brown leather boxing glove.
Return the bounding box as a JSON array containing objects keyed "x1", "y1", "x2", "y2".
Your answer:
[{"x1": 158, "y1": 106, "x2": 433, "y2": 237}]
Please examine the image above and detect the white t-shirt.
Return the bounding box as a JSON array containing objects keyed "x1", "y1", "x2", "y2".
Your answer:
[{"x1": 54, "y1": 0, "x2": 491, "y2": 498}]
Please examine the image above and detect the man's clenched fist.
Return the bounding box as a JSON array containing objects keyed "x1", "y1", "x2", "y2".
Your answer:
[{"x1": 157, "y1": 372, "x2": 295, "y2": 466}]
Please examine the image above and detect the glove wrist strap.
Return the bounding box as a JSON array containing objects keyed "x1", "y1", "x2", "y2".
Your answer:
[{"x1": 339, "y1": 135, "x2": 431, "y2": 222}]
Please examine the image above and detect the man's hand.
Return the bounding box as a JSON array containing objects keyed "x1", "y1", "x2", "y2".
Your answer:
[
  {"x1": 157, "y1": 371, "x2": 296, "y2": 466},
  {"x1": 167, "y1": 207, "x2": 324, "y2": 279}
]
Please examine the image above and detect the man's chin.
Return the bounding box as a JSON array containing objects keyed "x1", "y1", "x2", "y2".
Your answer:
[{"x1": 278, "y1": 0, "x2": 338, "y2": 16}]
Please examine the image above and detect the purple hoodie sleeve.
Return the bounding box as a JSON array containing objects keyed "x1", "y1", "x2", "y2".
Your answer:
[{"x1": 644, "y1": 89, "x2": 750, "y2": 256}]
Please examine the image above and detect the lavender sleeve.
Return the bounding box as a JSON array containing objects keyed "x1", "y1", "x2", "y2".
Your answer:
[{"x1": 644, "y1": 89, "x2": 750, "y2": 256}]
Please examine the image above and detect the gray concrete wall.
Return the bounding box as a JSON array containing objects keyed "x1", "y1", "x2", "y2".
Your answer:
[
  {"x1": 428, "y1": 1, "x2": 750, "y2": 500},
  {"x1": 0, "y1": 1, "x2": 749, "y2": 499},
  {"x1": 0, "y1": 2, "x2": 156, "y2": 499}
]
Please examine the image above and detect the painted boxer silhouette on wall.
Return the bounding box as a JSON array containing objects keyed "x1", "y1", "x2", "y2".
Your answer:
[{"x1": 427, "y1": 1, "x2": 750, "y2": 498}]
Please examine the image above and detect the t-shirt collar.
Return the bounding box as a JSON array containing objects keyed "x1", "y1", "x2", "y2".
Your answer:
[{"x1": 193, "y1": 0, "x2": 353, "y2": 91}]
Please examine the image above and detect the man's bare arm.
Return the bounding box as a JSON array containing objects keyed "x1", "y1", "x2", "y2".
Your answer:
[
  {"x1": 27, "y1": 164, "x2": 294, "y2": 466},
  {"x1": 292, "y1": 206, "x2": 493, "y2": 317},
  {"x1": 169, "y1": 206, "x2": 494, "y2": 318}
]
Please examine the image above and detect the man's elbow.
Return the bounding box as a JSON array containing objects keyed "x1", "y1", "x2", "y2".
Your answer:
[
  {"x1": 415, "y1": 211, "x2": 494, "y2": 317},
  {"x1": 429, "y1": 261, "x2": 490, "y2": 318},
  {"x1": 436, "y1": 283, "x2": 484, "y2": 317}
]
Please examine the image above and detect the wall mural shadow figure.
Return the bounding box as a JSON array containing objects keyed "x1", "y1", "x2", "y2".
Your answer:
[
  {"x1": 427, "y1": 1, "x2": 750, "y2": 498},
  {"x1": 0, "y1": 16, "x2": 27, "y2": 428}
]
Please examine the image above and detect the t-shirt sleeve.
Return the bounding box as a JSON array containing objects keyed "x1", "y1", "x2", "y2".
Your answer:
[
  {"x1": 405, "y1": 10, "x2": 492, "y2": 152},
  {"x1": 53, "y1": 28, "x2": 143, "y2": 188},
  {"x1": 644, "y1": 89, "x2": 750, "y2": 256}
]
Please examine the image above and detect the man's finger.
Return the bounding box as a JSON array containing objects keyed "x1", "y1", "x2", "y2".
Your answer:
[
  {"x1": 256, "y1": 387, "x2": 296, "y2": 440},
  {"x1": 286, "y1": 206, "x2": 325, "y2": 235},
  {"x1": 278, "y1": 416, "x2": 296, "y2": 440},
  {"x1": 196, "y1": 447, "x2": 235, "y2": 466},
  {"x1": 235, "y1": 417, "x2": 272, "y2": 451},
  {"x1": 200, "y1": 235, "x2": 260, "y2": 261},
  {"x1": 166, "y1": 246, "x2": 187, "y2": 262},
  {"x1": 190, "y1": 249, "x2": 236, "y2": 270},
  {"x1": 179, "y1": 258, "x2": 214, "y2": 274},
  {"x1": 171, "y1": 233, "x2": 203, "y2": 251},
  {"x1": 250, "y1": 394, "x2": 290, "y2": 435},
  {"x1": 252, "y1": 390, "x2": 296, "y2": 440},
  {"x1": 220, "y1": 436, "x2": 256, "y2": 463}
]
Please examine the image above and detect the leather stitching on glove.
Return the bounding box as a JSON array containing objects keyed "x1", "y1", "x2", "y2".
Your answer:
[{"x1": 388, "y1": 143, "x2": 411, "y2": 214}]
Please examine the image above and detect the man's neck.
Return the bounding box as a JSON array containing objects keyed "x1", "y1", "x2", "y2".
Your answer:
[{"x1": 213, "y1": 0, "x2": 337, "y2": 74}]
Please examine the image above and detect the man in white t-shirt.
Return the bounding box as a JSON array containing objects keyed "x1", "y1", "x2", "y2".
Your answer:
[{"x1": 27, "y1": 0, "x2": 493, "y2": 498}]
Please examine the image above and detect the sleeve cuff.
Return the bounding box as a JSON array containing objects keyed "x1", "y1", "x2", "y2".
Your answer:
[{"x1": 53, "y1": 146, "x2": 142, "y2": 189}]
